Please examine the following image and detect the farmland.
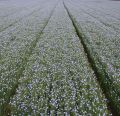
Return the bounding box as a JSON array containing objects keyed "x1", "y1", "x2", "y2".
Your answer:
[{"x1": 0, "y1": 0, "x2": 120, "y2": 115}]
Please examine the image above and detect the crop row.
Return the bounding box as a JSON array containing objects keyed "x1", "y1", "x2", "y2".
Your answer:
[
  {"x1": 9, "y1": 2, "x2": 109, "y2": 115},
  {"x1": 64, "y1": 0, "x2": 120, "y2": 115},
  {"x1": 0, "y1": 1, "x2": 58, "y2": 115},
  {"x1": 0, "y1": 0, "x2": 56, "y2": 49},
  {"x1": 0, "y1": 0, "x2": 45, "y2": 18},
  {"x1": 80, "y1": 1, "x2": 120, "y2": 20},
  {"x1": 69, "y1": 0, "x2": 120, "y2": 32},
  {"x1": 70, "y1": 0, "x2": 120, "y2": 20},
  {"x1": 0, "y1": 0, "x2": 48, "y2": 32}
]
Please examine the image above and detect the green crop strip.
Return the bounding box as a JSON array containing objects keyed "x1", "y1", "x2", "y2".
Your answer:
[
  {"x1": 9, "y1": 2, "x2": 109, "y2": 115},
  {"x1": 1, "y1": 0, "x2": 117, "y2": 115},
  {"x1": 63, "y1": 1, "x2": 119, "y2": 115},
  {"x1": 0, "y1": 6, "x2": 43, "y2": 33},
  {"x1": 0, "y1": 2, "x2": 58, "y2": 115}
]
